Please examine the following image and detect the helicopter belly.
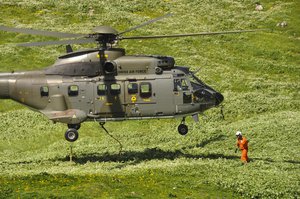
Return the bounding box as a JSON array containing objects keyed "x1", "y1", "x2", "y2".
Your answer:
[{"x1": 41, "y1": 109, "x2": 87, "y2": 124}]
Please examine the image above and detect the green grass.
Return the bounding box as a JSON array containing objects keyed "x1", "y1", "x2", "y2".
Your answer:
[
  {"x1": 0, "y1": 0, "x2": 299, "y2": 198},
  {"x1": 0, "y1": 172, "x2": 239, "y2": 199}
]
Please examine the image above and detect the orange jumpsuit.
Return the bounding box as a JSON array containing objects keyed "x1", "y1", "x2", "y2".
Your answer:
[{"x1": 237, "y1": 137, "x2": 249, "y2": 163}]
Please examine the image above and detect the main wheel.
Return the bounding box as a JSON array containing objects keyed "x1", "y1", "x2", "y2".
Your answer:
[
  {"x1": 178, "y1": 124, "x2": 188, "y2": 135},
  {"x1": 65, "y1": 128, "x2": 79, "y2": 142},
  {"x1": 67, "y1": 123, "x2": 81, "y2": 130}
]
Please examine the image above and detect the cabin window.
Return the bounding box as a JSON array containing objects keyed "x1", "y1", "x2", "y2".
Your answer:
[
  {"x1": 140, "y1": 82, "x2": 152, "y2": 98},
  {"x1": 97, "y1": 84, "x2": 107, "y2": 96},
  {"x1": 40, "y1": 86, "x2": 49, "y2": 97},
  {"x1": 68, "y1": 85, "x2": 79, "y2": 96},
  {"x1": 110, "y1": 83, "x2": 121, "y2": 95},
  {"x1": 128, "y1": 83, "x2": 138, "y2": 94}
]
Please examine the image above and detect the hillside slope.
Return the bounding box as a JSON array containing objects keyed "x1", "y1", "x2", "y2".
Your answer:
[{"x1": 0, "y1": 0, "x2": 299, "y2": 198}]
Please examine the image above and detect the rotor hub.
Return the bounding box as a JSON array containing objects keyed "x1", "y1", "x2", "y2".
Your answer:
[{"x1": 93, "y1": 26, "x2": 118, "y2": 35}]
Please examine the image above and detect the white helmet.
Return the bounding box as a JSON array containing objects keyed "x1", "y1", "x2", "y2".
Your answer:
[{"x1": 236, "y1": 131, "x2": 242, "y2": 136}]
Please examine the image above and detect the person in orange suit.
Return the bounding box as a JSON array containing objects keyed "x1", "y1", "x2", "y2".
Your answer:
[{"x1": 235, "y1": 131, "x2": 249, "y2": 163}]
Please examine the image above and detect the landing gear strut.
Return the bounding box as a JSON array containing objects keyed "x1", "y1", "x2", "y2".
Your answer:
[
  {"x1": 67, "y1": 123, "x2": 81, "y2": 130},
  {"x1": 65, "y1": 128, "x2": 79, "y2": 142},
  {"x1": 178, "y1": 117, "x2": 188, "y2": 135}
]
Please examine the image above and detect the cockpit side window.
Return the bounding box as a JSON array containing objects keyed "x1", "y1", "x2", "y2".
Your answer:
[
  {"x1": 181, "y1": 79, "x2": 189, "y2": 90},
  {"x1": 174, "y1": 79, "x2": 181, "y2": 91},
  {"x1": 173, "y1": 78, "x2": 189, "y2": 91}
]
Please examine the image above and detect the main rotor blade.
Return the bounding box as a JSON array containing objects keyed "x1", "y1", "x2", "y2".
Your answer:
[
  {"x1": 120, "y1": 29, "x2": 268, "y2": 40},
  {"x1": 0, "y1": 25, "x2": 84, "y2": 38},
  {"x1": 118, "y1": 13, "x2": 173, "y2": 35},
  {"x1": 17, "y1": 38, "x2": 96, "y2": 47}
]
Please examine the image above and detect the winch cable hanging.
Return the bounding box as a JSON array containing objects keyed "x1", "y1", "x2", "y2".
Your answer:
[{"x1": 99, "y1": 122, "x2": 123, "y2": 155}]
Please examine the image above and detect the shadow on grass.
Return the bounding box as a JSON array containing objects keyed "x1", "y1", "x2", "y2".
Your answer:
[
  {"x1": 56, "y1": 133, "x2": 300, "y2": 165},
  {"x1": 61, "y1": 148, "x2": 240, "y2": 165},
  {"x1": 2, "y1": 134, "x2": 299, "y2": 166},
  {"x1": 2, "y1": 147, "x2": 299, "y2": 166},
  {"x1": 58, "y1": 134, "x2": 238, "y2": 164},
  {"x1": 59, "y1": 149, "x2": 300, "y2": 166}
]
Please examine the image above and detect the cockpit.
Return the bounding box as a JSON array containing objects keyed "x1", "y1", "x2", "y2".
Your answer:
[{"x1": 173, "y1": 68, "x2": 224, "y2": 107}]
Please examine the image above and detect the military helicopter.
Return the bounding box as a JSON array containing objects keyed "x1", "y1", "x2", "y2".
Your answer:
[{"x1": 0, "y1": 14, "x2": 259, "y2": 142}]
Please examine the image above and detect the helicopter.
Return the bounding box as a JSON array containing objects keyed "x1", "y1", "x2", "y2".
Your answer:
[{"x1": 0, "y1": 14, "x2": 260, "y2": 142}]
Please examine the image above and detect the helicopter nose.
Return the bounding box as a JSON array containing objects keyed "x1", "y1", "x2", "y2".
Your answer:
[
  {"x1": 193, "y1": 89, "x2": 224, "y2": 106},
  {"x1": 214, "y1": 92, "x2": 224, "y2": 106}
]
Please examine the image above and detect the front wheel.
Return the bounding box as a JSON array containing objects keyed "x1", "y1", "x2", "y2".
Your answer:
[
  {"x1": 178, "y1": 124, "x2": 188, "y2": 135},
  {"x1": 65, "y1": 128, "x2": 79, "y2": 142}
]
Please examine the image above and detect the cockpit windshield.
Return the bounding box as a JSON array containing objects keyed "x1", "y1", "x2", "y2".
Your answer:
[
  {"x1": 173, "y1": 68, "x2": 207, "y2": 92},
  {"x1": 188, "y1": 72, "x2": 206, "y2": 90}
]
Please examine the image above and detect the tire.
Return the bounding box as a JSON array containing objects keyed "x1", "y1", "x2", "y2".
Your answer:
[
  {"x1": 65, "y1": 128, "x2": 79, "y2": 142},
  {"x1": 178, "y1": 124, "x2": 188, "y2": 135}
]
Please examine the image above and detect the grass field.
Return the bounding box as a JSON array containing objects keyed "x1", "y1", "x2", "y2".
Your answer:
[{"x1": 0, "y1": 0, "x2": 299, "y2": 198}]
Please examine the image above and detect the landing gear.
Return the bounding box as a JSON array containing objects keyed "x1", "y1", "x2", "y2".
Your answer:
[
  {"x1": 67, "y1": 123, "x2": 81, "y2": 130},
  {"x1": 65, "y1": 124, "x2": 80, "y2": 142},
  {"x1": 178, "y1": 117, "x2": 188, "y2": 135},
  {"x1": 65, "y1": 128, "x2": 79, "y2": 142}
]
